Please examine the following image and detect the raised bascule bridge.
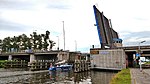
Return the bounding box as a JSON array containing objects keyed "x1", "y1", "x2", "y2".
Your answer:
[{"x1": 91, "y1": 5, "x2": 150, "y2": 70}]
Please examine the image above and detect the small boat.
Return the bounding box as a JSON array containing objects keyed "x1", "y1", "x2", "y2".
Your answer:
[
  {"x1": 57, "y1": 64, "x2": 73, "y2": 71},
  {"x1": 49, "y1": 63, "x2": 56, "y2": 71},
  {"x1": 49, "y1": 63, "x2": 72, "y2": 71}
]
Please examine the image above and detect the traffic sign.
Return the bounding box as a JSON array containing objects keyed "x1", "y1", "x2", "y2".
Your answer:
[{"x1": 136, "y1": 53, "x2": 140, "y2": 57}]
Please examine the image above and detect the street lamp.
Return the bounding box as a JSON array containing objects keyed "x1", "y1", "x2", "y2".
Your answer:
[
  {"x1": 75, "y1": 40, "x2": 77, "y2": 51},
  {"x1": 138, "y1": 40, "x2": 146, "y2": 53},
  {"x1": 62, "y1": 21, "x2": 65, "y2": 50},
  {"x1": 57, "y1": 36, "x2": 59, "y2": 50},
  {"x1": 139, "y1": 40, "x2": 146, "y2": 72}
]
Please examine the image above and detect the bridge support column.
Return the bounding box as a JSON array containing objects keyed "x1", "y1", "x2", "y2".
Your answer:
[
  {"x1": 30, "y1": 54, "x2": 36, "y2": 63},
  {"x1": 57, "y1": 52, "x2": 63, "y2": 61},
  {"x1": 57, "y1": 51, "x2": 69, "y2": 61},
  {"x1": 8, "y1": 55, "x2": 12, "y2": 60}
]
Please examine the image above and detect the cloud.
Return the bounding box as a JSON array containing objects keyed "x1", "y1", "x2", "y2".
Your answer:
[
  {"x1": 46, "y1": 0, "x2": 71, "y2": 9},
  {"x1": 46, "y1": 4, "x2": 70, "y2": 10},
  {"x1": 0, "y1": 19, "x2": 28, "y2": 32},
  {"x1": 0, "y1": 0, "x2": 71, "y2": 10},
  {"x1": 0, "y1": 0, "x2": 35, "y2": 10},
  {"x1": 121, "y1": 31, "x2": 150, "y2": 46},
  {"x1": 134, "y1": 17, "x2": 149, "y2": 21}
]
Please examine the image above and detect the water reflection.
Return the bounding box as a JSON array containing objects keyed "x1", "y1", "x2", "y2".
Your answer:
[
  {"x1": 49, "y1": 71, "x2": 75, "y2": 83},
  {"x1": 14, "y1": 70, "x2": 116, "y2": 84},
  {"x1": 48, "y1": 71, "x2": 91, "y2": 84},
  {"x1": 74, "y1": 71, "x2": 91, "y2": 83},
  {"x1": 91, "y1": 70, "x2": 116, "y2": 84}
]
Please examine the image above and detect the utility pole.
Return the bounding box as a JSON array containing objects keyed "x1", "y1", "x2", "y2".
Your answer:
[
  {"x1": 138, "y1": 40, "x2": 146, "y2": 54},
  {"x1": 62, "y1": 21, "x2": 65, "y2": 50},
  {"x1": 75, "y1": 40, "x2": 77, "y2": 51},
  {"x1": 138, "y1": 40, "x2": 146, "y2": 72},
  {"x1": 57, "y1": 36, "x2": 59, "y2": 50}
]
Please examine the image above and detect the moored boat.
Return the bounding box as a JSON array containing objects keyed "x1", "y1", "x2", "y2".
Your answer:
[{"x1": 49, "y1": 63, "x2": 73, "y2": 71}]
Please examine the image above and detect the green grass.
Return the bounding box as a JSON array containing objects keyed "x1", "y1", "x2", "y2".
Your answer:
[
  {"x1": 145, "y1": 62, "x2": 150, "y2": 64},
  {"x1": 0, "y1": 60, "x2": 7, "y2": 68},
  {"x1": 110, "y1": 68, "x2": 131, "y2": 84},
  {"x1": 0, "y1": 60, "x2": 6, "y2": 62}
]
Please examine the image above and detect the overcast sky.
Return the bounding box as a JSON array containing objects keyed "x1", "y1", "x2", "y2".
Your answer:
[{"x1": 0, "y1": 0, "x2": 150, "y2": 52}]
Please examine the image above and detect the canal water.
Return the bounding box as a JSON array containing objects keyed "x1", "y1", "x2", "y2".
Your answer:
[{"x1": 12, "y1": 70, "x2": 117, "y2": 84}]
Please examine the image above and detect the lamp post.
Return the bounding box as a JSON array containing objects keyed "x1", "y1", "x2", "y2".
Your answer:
[
  {"x1": 75, "y1": 40, "x2": 77, "y2": 51},
  {"x1": 139, "y1": 40, "x2": 146, "y2": 72},
  {"x1": 62, "y1": 21, "x2": 65, "y2": 50},
  {"x1": 57, "y1": 36, "x2": 59, "y2": 50}
]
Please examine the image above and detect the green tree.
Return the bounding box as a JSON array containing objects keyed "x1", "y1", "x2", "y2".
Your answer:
[
  {"x1": 11, "y1": 36, "x2": 19, "y2": 52},
  {"x1": 49, "y1": 40, "x2": 56, "y2": 50},
  {"x1": 0, "y1": 39, "x2": 2, "y2": 43},
  {"x1": 41, "y1": 34, "x2": 49, "y2": 50},
  {"x1": 37, "y1": 34, "x2": 42, "y2": 50},
  {"x1": 20, "y1": 34, "x2": 28, "y2": 50},
  {"x1": 27, "y1": 38, "x2": 32, "y2": 50},
  {"x1": 0, "y1": 39, "x2": 2, "y2": 51},
  {"x1": 1, "y1": 30, "x2": 56, "y2": 52},
  {"x1": 32, "y1": 32, "x2": 38, "y2": 50},
  {"x1": 2, "y1": 37, "x2": 12, "y2": 52},
  {"x1": 17, "y1": 35, "x2": 22, "y2": 52},
  {"x1": 46, "y1": 30, "x2": 50, "y2": 39}
]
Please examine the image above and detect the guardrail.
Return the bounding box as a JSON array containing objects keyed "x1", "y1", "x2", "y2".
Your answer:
[{"x1": 4, "y1": 60, "x2": 28, "y2": 68}]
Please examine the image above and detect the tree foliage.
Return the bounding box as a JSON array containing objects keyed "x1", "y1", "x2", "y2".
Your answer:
[{"x1": 0, "y1": 30, "x2": 56, "y2": 52}]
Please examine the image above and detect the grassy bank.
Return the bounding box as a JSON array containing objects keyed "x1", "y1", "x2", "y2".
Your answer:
[
  {"x1": 0, "y1": 60, "x2": 6, "y2": 68},
  {"x1": 110, "y1": 68, "x2": 131, "y2": 84},
  {"x1": 145, "y1": 62, "x2": 150, "y2": 64}
]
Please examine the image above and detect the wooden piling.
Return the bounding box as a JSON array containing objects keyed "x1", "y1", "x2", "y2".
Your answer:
[
  {"x1": 74, "y1": 60, "x2": 90, "y2": 73},
  {"x1": 29, "y1": 60, "x2": 53, "y2": 71}
]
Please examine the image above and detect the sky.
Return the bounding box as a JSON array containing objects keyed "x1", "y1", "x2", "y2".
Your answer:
[{"x1": 0, "y1": 0, "x2": 150, "y2": 53}]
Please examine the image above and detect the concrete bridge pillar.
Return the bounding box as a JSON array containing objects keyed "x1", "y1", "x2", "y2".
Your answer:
[
  {"x1": 57, "y1": 52, "x2": 63, "y2": 61},
  {"x1": 8, "y1": 55, "x2": 12, "y2": 60},
  {"x1": 57, "y1": 51, "x2": 69, "y2": 61},
  {"x1": 66, "y1": 52, "x2": 69, "y2": 60},
  {"x1": 30, "y1": 54, "x2": 36, "y2": 63}
]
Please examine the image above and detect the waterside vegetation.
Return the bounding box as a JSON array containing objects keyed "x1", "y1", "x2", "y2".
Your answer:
[
  {"x1": 0, "y1": 60, "x2": 6, "y2": 68},
  {"x1": 110, "y1": 68, "x2": 131, "y2": 84},
  {"x1": 145, "y1": 62, "x2": 150, "y2": 64}
]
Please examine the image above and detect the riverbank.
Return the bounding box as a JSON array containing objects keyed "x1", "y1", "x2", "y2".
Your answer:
[
  {"x1": 110, "y1": 68, "x2": 150, "y2": 84},
  {"x1": 0, "y1": 68, "x2": 49, "y2": 84},
  {"x1": 0, "y1": 68, "x2": 49, "y2": 78},
  {"x1": 110, "y1": 68, "x2": 131, "y2": 84}
]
